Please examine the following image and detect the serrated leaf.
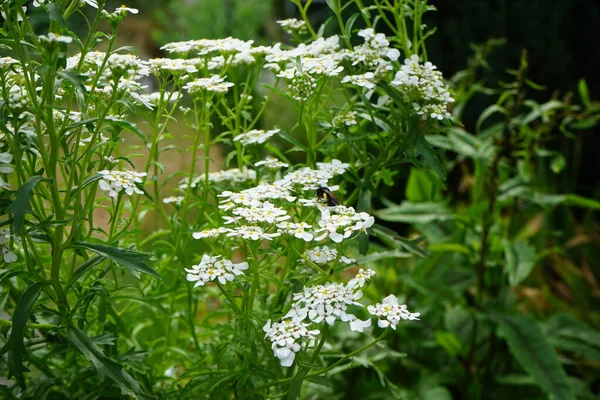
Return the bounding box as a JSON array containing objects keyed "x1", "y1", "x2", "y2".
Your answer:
[
  {"x1": 69, "y1": 241, "x2": 160, "y2": 279},
  {"x1": 503, "y1": 240, "x2": 536, "y2": 286},
  {"x1": 6, "y1": 176, "x2": 51, "y2": 235},
  {"x1": 493, "y1": 314, "x2": 575, "y2": 400},
  {"x1": 67, "y1": 325, "x2": 149, "y2": 399},
  {"x1": 0, "y1": 281, "x2": 49, "y2": 389}
]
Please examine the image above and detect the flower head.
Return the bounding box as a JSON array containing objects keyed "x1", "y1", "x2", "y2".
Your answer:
[
  {"x1": 367, "y1": 295, "x2": 420, "y2": 330},
  {"x1": 185, "y1": 254, "x2": 249, "y2": 287},
  {"x1": 263, "y1": 319, "x2": 320, "y2": 367},
  {"x1": 98, "y1": 170, "x2": 146, "y2": 199}
]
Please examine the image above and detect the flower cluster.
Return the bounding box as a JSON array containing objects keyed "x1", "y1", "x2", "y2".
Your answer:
[
  {"x1": 301, "y1": 245, "x2": 354, "y2": 265},
  {"x1": 314, "y1": 206, "x2": 375, "y2": 243},
  {"x1": 368, "y1": 295, "x2": 421, "y2": 329},
  {"x1": 184, "y1": 75, "x2": 234, "y2": 94},
  {"x1": 179, "y1": 167, "x2": 256, "y2": 189},
  {"x1": 185, "y1": 254, "x2": 249, "y2": 287},
  {"x1": 263, "y1": 319, "x2": 320, "y2": 367},
  {"x1": 390, "y1": 54, "x2": 454, "y2": 120},
  {"x1": 277, "y1": 18, "x2": 308, "y2": 36},
  {"x1": 98, "y1": 170, "x2": 146, "y2": 199},
  {"x1": 285, "y1": 269, "x2": 375, "y2": 331},
  {"x1": 254, "y1": 157, "x2": 289, "y2": 170},
  {"x1": 233, "y1": 128, "x2": 280, "y2": 145},
  {"x1": 0, "y1": 230, "x2": 17, "y2": 263}
]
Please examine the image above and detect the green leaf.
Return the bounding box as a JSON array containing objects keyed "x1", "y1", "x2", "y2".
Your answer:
[
  {"x1": 0, "y1": 281, "x2": 49, "y2": 389},
  {"x1": 106, "y1": 118, "x2": 146, "y2": 142},
  {"x1": 355, "y1": 249, "x2": 411, "y2": 264},
  {"x1": 375, "y1": 201, "x2": 453, "y2": 224},
  {"x1": 435, "y1": 331, "x2": 464, "y2": 357},
  {"x1": 493, "y1": 314, "x2": 575, "y2": 400},
  {"x1": 66, "y1": 255, "x2": 105, "y2": 290},
  {"x1": 277, "y1": 130, "x2": 306, "y2": 151},
  {"x1": 503, "y1": 240, "x2": 536, "y2": 286},
  {"x1": 578, "y1": 79, "x2": 591, "y2": 108},
  {"x1": 371, "y1": 224, "x2": 430, "y2": 257},
  {"x1": 405, "y1": 169, "x2": 440, "y2": 202},
  {"x1": 287, "y1": 367, "x2": 309, "y2": 400},
  {"x1": 67, "y1": 325, "x2": 149, "y2": 399},
  {"x1": 415, "y1": 134, "x2": 446, "y2": 181},
  {"x1": 6, "y1": 176, "x2": 51, "y2": 235},
  {"x1": 69, "y1": 241, "x2": 160, "y2": 279},
  {"x1": 57, "y1": 70, "x2": 88, "y2": 95},
  {"x1": 476, "y1": 104, "x2": 506, "y2": 133},
  {"x1": 46, "y1": 3, "x2": 67, "y2": 26}
]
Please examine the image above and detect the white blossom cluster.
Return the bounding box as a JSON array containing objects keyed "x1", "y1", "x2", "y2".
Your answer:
[
  {"x1": 185, "y1": 254, "x2": 249, "y2": 287},
  {"x1": 276, "y1": 222, "x2": 313, "y2": 242},
  {"x1": 368, "y1": 295, "x2": 421, "y2": 329},
  {"x1": 347, "y1": 28, "x2": 400, "y2": 75},
  {"x1": 0, "y1": 230, "x2": 17, "y2": 263},
  {"x1": 179, "y1": 168, "x2": 257, "y2": 189},
  {"x1": 301, "y1": 245, "x2": 354, "y2": 265},
  {"x1": 67, "y1": 51, "x2": 150, "y2": 80},
  {"x1": 98, "y1": 170, "x2": 146, "y2": 199},
  {"x1": 314, "y1": 206, "x2": 375, "y2": 243},
  {"x1": 263, "y1": 318, "x2": 320, "y2": 367},
  {"x1": 233, "y1": 128, "x2": 280, "y2": 145},
  {"x1": 285, "y1": 269, "x2": 375, "y2": 331},
  {"x1": 225, "y1": 201, "x2": 290, "y2": 225},
  {"x1": 277, "y1": 18, "x2": 308, "y2": 35},
  {"x1": 332, "y1": 111, "x2": 358, "y2": 129},
  {"x1": 183, "y1": 75, "x2": 234, "y2": 94},
  {"x1": 390, "y1": 54, "x2": 454, "y2": 120},
  {"x1": 254, "y1": 157, "x2": 289, "y2": 170}
]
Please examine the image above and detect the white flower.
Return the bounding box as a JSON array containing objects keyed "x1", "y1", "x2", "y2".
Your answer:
[
  {"x1": 0, "y1": 230, "x2": 17, "y2": 263},
  {"x1": 263, "y1": 319, "x2": 320, "y2": 367},
  {"x1": 115, "y1": 5, "x2": 138, "y2": 15},
  {"x1": 277, "y1": 222, "x2": 313, "y2": 242},
  {"x1": 342, "y1": 72, "x2": 376, "y2": 90},
  {"x1": 277, "y1": 18, "x2": 308, "y2": 35},
  {"x1": 184, "y1": 75, "x2": 234, "y2": 94},
  {"x1": 286, "y1": 274, "x2": 367, "y2": 327},
  {"x1": 192, "y1": 227, "x2": 231, "y2": 239},
  {"x1": 38, "y1": 33, "x2": 73, "y2": 44},
  {"x1": 233, "y1": 128, "x2": 280, "y2": 145},
  {"x1": 162, "y1": 196, "x2": 184, "y2": 205},
  {"x1": 347, "y1": 268, "x2": 376, "y2": 289},
  {"x1": 98, "y1": 170, "x2": 146, "y2": 199},
  {"x1": 254, "y1": 157, "x2": 289, "y2": 170},
  {"x1": 231, "y1": 201, "x2": 290, "y2": 224},
  {"x1": 314, "y1": 206, "x2": 374, "y2": 243},
  {"x1": 185, "y1": 254, "x2": 249, "y2": 287},
  {"x1": 390, "y1": 55, "x2": 454, "y2": 120},
  {"x1": 226, "y1": 225, "x2": 280, "y2": 241},
  {"x1": 368, "y1": 295, "x2": 420, "y2": 330},
  {"x1": 301, "y1": 246, "x2": 355, "y2": 265}
]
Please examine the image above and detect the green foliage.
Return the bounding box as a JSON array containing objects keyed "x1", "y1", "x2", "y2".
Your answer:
[{"x1": 0, "y1": 0, "x2": 598, "y2": 399}]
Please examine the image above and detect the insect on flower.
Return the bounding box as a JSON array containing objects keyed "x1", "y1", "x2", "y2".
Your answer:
[{"x1": 316, "y1": 186, "x2": 340, "y2": 207}]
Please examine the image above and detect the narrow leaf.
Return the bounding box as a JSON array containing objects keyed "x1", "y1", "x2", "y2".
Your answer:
[
  {"x1": 0, "y1": 281, "x2": 49, "y2": 389},
  {"x1": 6, "y1": 176, "x2": 50, "y2": 235},
  {"x1": 67, "y1": 325, "x2": 148, "y2": 399},
  {"x1": 375, "y1": 202, "x2": 453, "y2": 224},
  {"x1": 493, "y1": 314, "x2": 575, "y2": 400},
  {"x1": 70, "y1": 241, "x2": 160, "y2": 279}
]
